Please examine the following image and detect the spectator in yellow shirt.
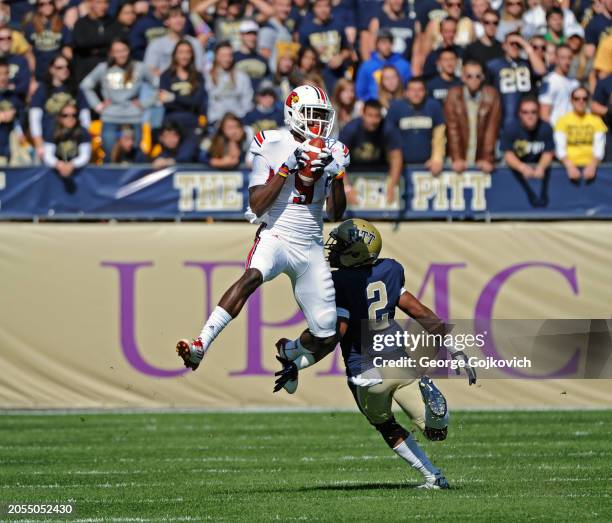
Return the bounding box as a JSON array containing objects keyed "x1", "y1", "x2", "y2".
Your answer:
[{"x1": 554, "y1": 86, "x2": 608, "y2": 181}]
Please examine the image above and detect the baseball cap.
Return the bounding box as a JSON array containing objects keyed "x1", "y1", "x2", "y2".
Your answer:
[
  {"x1": 566, "y1": 26, "x2": 584, "y2": 39},
  {"x1": 240, "y1": 20, "x2": 259, "y2": 33},
  {"x1": 257, "y1": 81, "x2": 277, "y2": 97},
  {"x1": 377, "y1": 28, "x2": 394, "y2": 41}
]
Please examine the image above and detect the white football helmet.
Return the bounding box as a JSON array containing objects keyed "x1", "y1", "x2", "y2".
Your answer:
[{"x1": 284, "y1": 84, "x2": 336, "y2": 140}]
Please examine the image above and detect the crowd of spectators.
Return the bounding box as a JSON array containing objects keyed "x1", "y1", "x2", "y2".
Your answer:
[{"x1": 0, "y1": 0, "x2": 610, "y2": 194}]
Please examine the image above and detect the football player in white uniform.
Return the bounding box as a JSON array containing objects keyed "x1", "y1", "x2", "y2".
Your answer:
[{"x1": 176, "y1": 84, "x2": 350, "y2": 387}]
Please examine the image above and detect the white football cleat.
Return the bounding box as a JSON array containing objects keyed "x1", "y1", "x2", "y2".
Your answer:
[
  {"x1": 417, "y1": 475, "x2": 450, "y2": 490},
  {"x1": 176, "y1": 338, "x2": 205, "y2": 371}
]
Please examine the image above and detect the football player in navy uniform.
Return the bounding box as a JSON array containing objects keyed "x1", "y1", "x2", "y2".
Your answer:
[{"x1": 274, "y1": 219, "x2": 476, "y2": 489}]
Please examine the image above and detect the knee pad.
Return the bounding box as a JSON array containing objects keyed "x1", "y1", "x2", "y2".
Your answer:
[
  {"x1": 312, "y1": 307, "x2": 337, "y2": 338},
  {"x1": 373, "y1": 417, "x2": 409, "y2": 448}
]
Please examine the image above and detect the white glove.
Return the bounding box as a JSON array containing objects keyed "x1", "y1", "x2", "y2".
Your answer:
[
  {"x1": 283, "y1": 143, "x2": 312, "y2": 173},
  {"x1": 311, "y1": 147, "x2": 334, "y2": 176}
]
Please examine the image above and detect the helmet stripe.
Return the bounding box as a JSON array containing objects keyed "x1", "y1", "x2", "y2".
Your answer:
[{"x1": 314, "y1": 85, "x2": 327, "y2": 103}]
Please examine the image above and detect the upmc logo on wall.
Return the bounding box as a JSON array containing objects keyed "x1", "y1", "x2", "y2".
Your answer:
[
  {"x1": 100, "y1": 259, "x2": 583, "y2": 380},
  {"x1": 411, "y1": 171, "x2": 491, "y2": 212}
]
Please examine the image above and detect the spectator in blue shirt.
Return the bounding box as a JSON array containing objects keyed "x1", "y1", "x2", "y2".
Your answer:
[
  {"x1": 23, "y1": 0, "x2": 73, "y2": 81},
  {"x1": 340, "y1": 99, "x2": 402, "y2": 168},
  {"x1": 421, "y1": 17, "x2": 464, "y2": 79},
  {"x1": 384, "y1": 76, "x2": 446, "y2": 175},
  {"x1": 159, "y1": 39, "x2": 207, "y2": 137},
  {"x1": 298, "y1": 0, "x2": 351, "y2": 90},
  {"x1": 0, "y1": 26, "x2": 31, "y2": 99},
  {"x1": 426, "y1": 47, "x2": 461, "y2": 105},
  {"x1": 502, "y1": 96, "x2": 555, "y2": 178},
  {"x1": 128, "y1": 0, "x2": 171, "y2": 60},
  {"x1": 340, "y1": 97, "x2": 403, "y2": 204},
  {"x1": 584, "y1": 0, "x2": 612, "y2": 58},
  {"x1": 486, "y1": 31, "x2": 547, "y2": 133},
  {"x1": 243, "y1": 81, "x2": 285, "y2": 134},
  {"x1": 355, "y1": 28, "x2": 411, "y2": 101},
  {"x1": 43, "y1": 100, "x2": 92, "y2": 178},
  {"x1": 234, "y1": 19, "x2": 271, "y2": 91}
]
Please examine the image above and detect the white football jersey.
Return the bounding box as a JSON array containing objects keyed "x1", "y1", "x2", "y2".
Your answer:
[{"x1": 245, "y1": 128, "x2": 350, "y2": 240}]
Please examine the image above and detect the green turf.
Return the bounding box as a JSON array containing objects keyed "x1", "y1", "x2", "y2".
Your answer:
[{"x1": 1, "y1": 410, "x2": 611, "y2": 521}]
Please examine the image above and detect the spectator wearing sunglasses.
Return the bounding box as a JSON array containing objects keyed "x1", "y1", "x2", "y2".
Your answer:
[
  {"x1": 463, "y1": 8, "x2": 505, "y2": 69},
  {"x1": 29, "y1": 54, "x2": 90, "y2": 160},
  {"x1": 502, "y1": 96, "x2": 554, "y2": 179},
  {"x1": 43, "y1": 100, "x2": 91, "y2": 177},
  {"x1": 444, "y1": 59, "x2": 502, "y2": 174},
  {"x1": 486, "y1": 31, "x2": 547, "y2": 132},
  {"x1": 555, "y1": 86, "x2": 607, "y2": 181}
]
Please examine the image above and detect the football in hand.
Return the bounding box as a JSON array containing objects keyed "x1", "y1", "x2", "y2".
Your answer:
[{"x1": 297, "y1": 137, "x2": 326, "y2": 186}]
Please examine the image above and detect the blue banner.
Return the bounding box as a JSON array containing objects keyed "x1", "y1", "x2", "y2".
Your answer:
[{"x1": 0, "y1": 164, "x2": 611, "y2": 219}]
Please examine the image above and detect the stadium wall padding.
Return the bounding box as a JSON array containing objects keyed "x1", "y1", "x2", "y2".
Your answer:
[{"x1": 1, "y1": 222, "x2": 611, "y2": 409}]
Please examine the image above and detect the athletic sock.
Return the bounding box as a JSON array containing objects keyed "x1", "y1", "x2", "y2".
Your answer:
[
  {"x1": 393, "y1": 434, "x2": 440, "y2": 481},
  {"x1": 198, "y1": 306, "x2": 233, "y2": 352}
]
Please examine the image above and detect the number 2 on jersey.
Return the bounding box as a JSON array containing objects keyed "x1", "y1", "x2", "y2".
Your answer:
[{"x1": 367, "y1": 281, "x2": 390, "y2": 330}]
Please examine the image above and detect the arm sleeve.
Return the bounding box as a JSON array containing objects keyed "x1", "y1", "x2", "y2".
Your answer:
[
  {"x1": 248, "y1": 152, "x2": 272, "y2": 188},
  {"x1": 43, "y1": 142, "x2": 58, "y2": 168},
  {"x1": 385, "y1": 125, "x2": 402, "y2": 151},
  {"x1": 431, "y1": 124, "x2": 446, "y2": 162},
  {"x1": 500, "y1": 127, "x2": 513, "y2": 151},
  {"x1": 543, "y1": 124, "x2": 555, "y2": 152},
  {"x1": 79, "y1": 108, "x2": 91, "y2": 130},
  {"x1": 554, "y1": 130, "x2": 567, "y2": 159},
  {"x1": 593, "y1": 131, "x2": 606, "y2": 160},
  {"x1": 237, "y1": 73, "x2": 254, "y2": 117},
  {"x1": 28, "y1": 107, "x2": 43, "y2": 138},
  {"x1": 584, "y1": 20, "x2": 599, "y2": 46},
  {"x1": 80, "y1": 65, "x2": 103, "y2": 108},
  {"x1": 71, "y1": 142, "x2": 92, "y2": 169},
  {"x1": 538, "y1": 77, "x2": 553, "y2": 105},
  {"x1": 143, "y1": 40, "x2": 160, "y2": 72}
]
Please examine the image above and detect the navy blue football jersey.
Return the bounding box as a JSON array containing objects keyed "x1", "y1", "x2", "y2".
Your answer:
[{"x1": 332, "y1": 258, "x2": 406, "y2": 377}]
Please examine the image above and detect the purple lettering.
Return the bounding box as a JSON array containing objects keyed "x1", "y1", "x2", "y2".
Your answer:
[
  {"x1": 475, "y1": 262, "x2": 580, "y2": 378},
  {"x1": 101, "y1": 261, "x2": 188, "y2": 378}
]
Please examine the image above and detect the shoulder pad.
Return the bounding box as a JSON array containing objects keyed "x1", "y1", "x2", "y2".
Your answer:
[
  {"x1": 328, "y1": 138, "x2": 350, "y2": 168},
  {"x1": 249, "y1": 130, "x2": 283, "y2": 155}
]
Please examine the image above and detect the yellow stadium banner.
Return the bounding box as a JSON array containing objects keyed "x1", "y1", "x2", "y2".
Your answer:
[{"x1": 0, "y1": 222, "x2": 611, "y2": 409}]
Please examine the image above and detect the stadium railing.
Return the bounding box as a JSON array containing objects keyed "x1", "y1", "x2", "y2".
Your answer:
[{"x1": 1, "y1": 163, "x2": 611, "y2": 221}]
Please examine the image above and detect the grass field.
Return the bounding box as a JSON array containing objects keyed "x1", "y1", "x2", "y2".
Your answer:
[{"x1": 1, "y1": 410, "x2": 611, "y2": 521}]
